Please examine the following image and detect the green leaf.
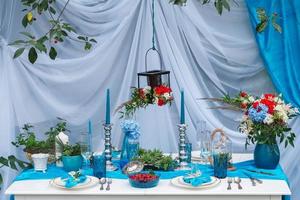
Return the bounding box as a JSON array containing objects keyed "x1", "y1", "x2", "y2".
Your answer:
[
  {"x1": 49, "y1": 6, "x2": 56, "y2": 15},
  {"x1": 89, "y1": 38, "x2": 97, "y2": 43},
  {"x1": 272, "y1": 22, "x2": 282, "y2": 33},
  {"x1": 77, "y1": 36, "x2": 86, "y2": 41},
  {"x1": 49, "y1": 47, "x2": 57, "y2": 60},
  {"x1": 222, "y1": 0, "x2": 230, "y2": 12},
  {"x1": 256, "y1": 20, "x2": 268, "y2": 33},
  {"x1": 8, "y1": 156, "x2": 17, "y2": 171},
  {"x1": 35, "y1": 42, "x2": 47, "y2": 53},
  {"x1": 22, "y1": 15, "x2": 28, "y2": 28},
  {"x1": 20, "y1": 32, "x2": 35, "y2": 39},
  {"x1": 28, "y1": 47, "x2": 38, "y2": 64},
  {"x1": 84, "y1": 42, "x2": 92, "y2": 50},
  {"x1": 13, "y1": 48, "x2": 25, "y2": 59},
  {"x1": 215, "y1": 0, "x2": 223, "y2": 15},
  {"x1": 0, "y1": 173, "x2": 3, "y2": 186},
  {"x1": 0, "y1": 157, "x2": 9, "y2": 167},
  {"x1": 9, "y1": 40, "x2": 26, "y2": 46}
]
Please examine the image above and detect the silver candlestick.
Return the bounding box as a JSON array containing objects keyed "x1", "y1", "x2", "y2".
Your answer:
[
  {"x1": 103, "y1": 123, "x2": 118, "y2": 171},
  {"x1": 175, "y1": 124, "x2": 191, "y2": 170}
]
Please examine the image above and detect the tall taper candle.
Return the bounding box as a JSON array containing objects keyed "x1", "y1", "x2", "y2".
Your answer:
[
  {"x1": 105, "y1": 89, "x2": 111, "y2": 124},
  {"x1": 180, "y1": 90, "x2": 185, "y2": 124},
  {"x1": 88, "y1": 120, "x2": 92, "y2": 152}
]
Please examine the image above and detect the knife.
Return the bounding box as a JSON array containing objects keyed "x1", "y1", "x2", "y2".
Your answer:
[{"x1": 244, "y1": 169, "x2": 275, "y2": 176}]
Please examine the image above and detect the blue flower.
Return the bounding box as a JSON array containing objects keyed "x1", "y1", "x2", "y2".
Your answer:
[
  {"x1": 248, "y1": 104, "x2": 268, "y2": 123},
  {"x1": 120, "y1": 120, "x2": 140, "y2": 140}
]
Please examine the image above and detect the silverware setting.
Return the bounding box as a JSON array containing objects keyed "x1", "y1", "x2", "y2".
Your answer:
[
  {"x1": 99, "y1": 177, "x2": 106, "y2": 190},
  {"x1": 243, "y1": 171, "x2": 263, "y2": 186},
  {"x1": 227, "y1": 177, "x2": 233, "y2": 190},
  {"x1": 234, "y1": 177, "x2": 243, "y2": 190},
  {"x1": 106, "y1": 178, "x2": 112, "y2": 191}
]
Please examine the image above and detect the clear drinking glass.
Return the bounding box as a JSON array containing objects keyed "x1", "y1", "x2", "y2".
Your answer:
[
  {"x1": 79, "y1": 132, "x2": 92, "y2": 169},
  {"x1": 200, "y1": 130, "x2": 212, "y2": 164}
]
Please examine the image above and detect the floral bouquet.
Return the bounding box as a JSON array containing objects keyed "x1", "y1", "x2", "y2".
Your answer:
[
  {"x1": 117, "y1": 85, "x2": 173, "y2": 117},
  {"x1": 214, "y1": 92, "x2": 299, "y2": 148}
]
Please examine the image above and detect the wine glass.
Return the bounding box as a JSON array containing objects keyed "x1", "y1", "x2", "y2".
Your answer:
[{"x1": 79, "y1": 132, "x2": 92, "y2": 169}]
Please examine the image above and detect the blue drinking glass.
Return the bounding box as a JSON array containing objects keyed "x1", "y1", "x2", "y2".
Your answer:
[
  {"x1": 213, "y1": 152, "x2": 228, "y2": 179},
  {"x1": 92, "y1": 154, "x2": 106, "y2": 178}
]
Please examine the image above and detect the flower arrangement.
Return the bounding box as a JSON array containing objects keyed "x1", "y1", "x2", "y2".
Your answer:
[
  {"x1": 219, "y1": 92, "x2": 299, "y2": 147},
  {"x1": 120, "y1": 120, "x2": 141, "y2": 140},
  {"x1": 118, "y1": 85, "x2": 173, "y2": 117}
]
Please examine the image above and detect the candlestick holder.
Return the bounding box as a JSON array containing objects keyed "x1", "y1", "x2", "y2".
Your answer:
[
  {"x1": 103, "y1": 123, "x2": 118, "y2": 171},
  {"x1": 175, "y1": 124, "x2": 191, "y2": 170}
]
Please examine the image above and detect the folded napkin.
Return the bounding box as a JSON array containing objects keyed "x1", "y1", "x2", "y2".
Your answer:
[
  {"x1": 63, "y1": 171, "x2": 87, "y2": 188},
  {"x1": 183, "y1": 174, "x2": 211, "y2": 187}
]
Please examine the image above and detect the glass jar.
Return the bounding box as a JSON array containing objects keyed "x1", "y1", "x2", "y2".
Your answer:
[{"x1": 211, "y1": 128, "x2": 232, "y2": 178}]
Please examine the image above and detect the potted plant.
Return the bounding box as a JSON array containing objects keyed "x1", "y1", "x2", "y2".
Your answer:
[
  {"x1": 204, "y1": 92, "x2": 299, "y2": 169},
  {"x1": 60, "y1": 143, "x2": 82, "y2": 172}
]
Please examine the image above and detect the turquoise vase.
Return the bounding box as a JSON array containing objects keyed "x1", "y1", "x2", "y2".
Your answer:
[
  {"x1": 254, "y1": 143, "x2": 280, "y2": 169},
  {"x1": 62, "y1": 155, "x2": 83, "y2": 172}
]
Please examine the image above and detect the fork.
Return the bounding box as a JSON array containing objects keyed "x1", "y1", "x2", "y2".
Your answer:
[
  {"x1": 234, "y1": 177, "x2": 243, "y2": 190},
  {"x1": 227, "y1": 177, "x2": 233, "y2": 190}
]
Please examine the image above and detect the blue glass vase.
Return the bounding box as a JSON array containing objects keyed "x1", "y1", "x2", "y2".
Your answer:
[
  {"x1": 254, "y1": 143, "x2": 280, "y2": 169},
  {"x1": 92, "y1": 153, "x2": 106, "y2": 178},
  {"x1": 120, "y1": 133, "x2": 139, "y2": 168},
  {"x1": 62, "y1": 155, "x2": 83, "y2": 172},
  {"x1": 213, "y1": 152, "x2": 228, "y2": 179}
]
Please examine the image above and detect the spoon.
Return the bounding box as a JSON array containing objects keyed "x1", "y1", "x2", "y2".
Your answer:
[
  {"x1": 106, "y1": 178, "x2": 112, "y2": 191},
  {"x1": 234, "y1": 177, "x2": 243, "y2": 190},
  {"x1": 100, "y1": 177, "x2": 106, "y2": 190}
]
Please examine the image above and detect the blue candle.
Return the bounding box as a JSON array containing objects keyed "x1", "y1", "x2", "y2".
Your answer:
[
  {"x1": 105, "y1": 89, "x2": 111, "y2": 124},
  {"x1": 180, "y1": 90, "x2": 185, "y2": 124},
  {"x1": 88, "y1": 120, "x2": 92, "y2": 152}
]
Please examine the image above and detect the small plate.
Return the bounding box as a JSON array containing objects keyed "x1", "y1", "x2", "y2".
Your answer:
[
  {"x1": 50, "y1": 176, "x2": 98, "y2": 190},
  {"x1": 170, "y1": 176, "x2": 220, "y2": 189}
]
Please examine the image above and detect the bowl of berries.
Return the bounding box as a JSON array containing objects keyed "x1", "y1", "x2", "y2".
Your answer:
[{"x1": 129, "y1": 172, "x2": 160, "y2": 188}]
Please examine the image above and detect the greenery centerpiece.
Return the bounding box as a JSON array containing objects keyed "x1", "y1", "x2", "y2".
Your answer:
[
  {"x1": 133, "y1": 149, "x2": 177, "y2": 171},
  {"x1": 57, "y1": 141, "x2": 82, "y2": 172}
]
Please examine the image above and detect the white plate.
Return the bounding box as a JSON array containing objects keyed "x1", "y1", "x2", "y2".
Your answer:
[
  {"x1": 170, "y1": 176, "x2": 220, "y2": 189},
  {"x1": 50, "y1": 176, "x2": 98, "y2": 190}
]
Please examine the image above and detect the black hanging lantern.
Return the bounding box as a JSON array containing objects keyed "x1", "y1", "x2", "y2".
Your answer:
[
  {"x1": 137, "y1": 48, "x2": 170, "y2": 88},
  {"x1": 137, "y1": 0, "x2": 170, "y2": 89}
]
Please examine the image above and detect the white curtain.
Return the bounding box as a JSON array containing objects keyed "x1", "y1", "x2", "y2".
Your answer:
[{"x1": 0, "y1": 0, "x2": 299, "y2": 199}]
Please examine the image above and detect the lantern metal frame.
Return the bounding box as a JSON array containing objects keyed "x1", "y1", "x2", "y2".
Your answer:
[{"x1": 137, "y1": 47, "x2": 170, "y2": 88}]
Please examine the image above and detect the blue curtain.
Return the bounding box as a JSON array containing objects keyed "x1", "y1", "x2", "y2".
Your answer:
[{"x1": 246, "y1": 0, "x2": 300, "y2": 108}]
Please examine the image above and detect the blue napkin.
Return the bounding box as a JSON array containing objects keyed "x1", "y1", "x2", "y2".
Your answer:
[
  {"x1": 62, "y1": 173, "x2": 87, "y2": 188},
  {"x1": 183, "y1": 174, "x2": 212, "y2": 187}
]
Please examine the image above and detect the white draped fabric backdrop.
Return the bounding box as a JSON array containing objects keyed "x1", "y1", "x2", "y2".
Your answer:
[{"x1": 0, "y1": 0, "x2": 299, "y2": 199}]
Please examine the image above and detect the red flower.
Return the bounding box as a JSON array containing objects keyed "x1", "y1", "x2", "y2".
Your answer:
[
  {"x1": 260, "y1": 99, "x2": 276, "y2": 114},
  {"x1": 252, "y1": 101, "x2": 259, "y2": 109},
  {"x1": 138, "y1": 88, "x2": 145, "y2": 99},
  {"x1": 154, "y1": 85, "x2": 172, "y2": 96},
  {"x1": 241, "y1": 103, "x2": 247, "y2": 109},
  {"x1": 240, "y1": 91, "x2": 247, "y2": 98},
  {"x1": 157, "y1": 98, "x2": 165, "y2": 106},
  {"x1": 264, "y1": 94, "x2": 275, "y2": 100}
]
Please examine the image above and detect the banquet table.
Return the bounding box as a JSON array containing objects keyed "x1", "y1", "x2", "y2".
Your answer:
[{"x1": 5, "y1": 153, "x2": 291, "y2": 200}]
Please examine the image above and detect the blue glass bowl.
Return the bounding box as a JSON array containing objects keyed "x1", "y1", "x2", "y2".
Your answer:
[{"x1": 129, "y1": 174, "x2": 160, "y2": 188}]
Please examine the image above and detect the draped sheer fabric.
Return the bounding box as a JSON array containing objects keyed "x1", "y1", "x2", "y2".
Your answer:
[{"x1": 0, "y1": 0, "x2": 299, "y2": 199}]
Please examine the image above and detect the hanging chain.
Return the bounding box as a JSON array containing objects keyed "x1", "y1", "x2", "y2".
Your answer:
[{"x1": 151, "y1": 0, "x2": 156, "y2": 50}]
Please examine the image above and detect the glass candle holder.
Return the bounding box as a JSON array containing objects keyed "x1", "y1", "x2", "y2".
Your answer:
[
  {"x1": 92, "y1": 153, "x2": 106, "y2": 178},
  {"x1": 178, "y1": 142, "x2": 192, "y2": 163},
  {"x1": 213, "y1": 152, "x2": 228, "y2": 179}
]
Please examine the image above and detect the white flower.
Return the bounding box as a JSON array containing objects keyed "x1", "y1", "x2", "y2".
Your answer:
[
  {"x1": 163, "y1": 93, "x2": 170, "y2": 99},
  {"x1": 143, "y1": 86, "x2": 151, "y2": 94},
  {"x1": 248, "y1": 96, "x2": 255, "y2": 103},
  {"x1": 263, "y1": 114, "x2": 274, "y2": 125},
  {"x1": 242, "y1": 100, "x2": 248, "y2": 104}
]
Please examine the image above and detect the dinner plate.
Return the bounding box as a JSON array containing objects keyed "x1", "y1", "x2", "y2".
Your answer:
[
  {"x1": 50, "y1": 176, "x2": 98, "y2": 190},
  {"x1": 170, "y1": 176, "x2": 220, "y2": 189}
]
